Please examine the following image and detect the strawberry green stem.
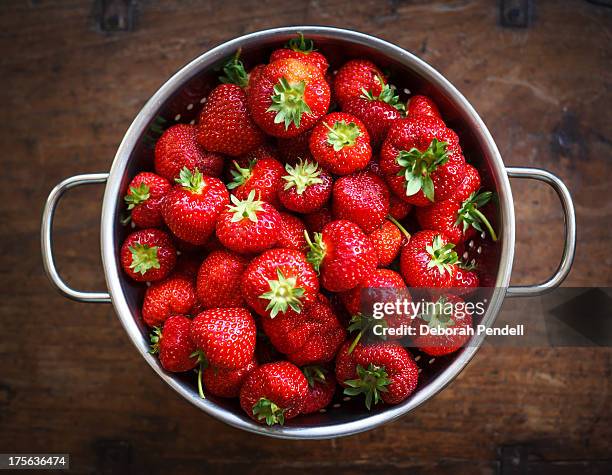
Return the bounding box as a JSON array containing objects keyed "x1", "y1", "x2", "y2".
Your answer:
[
  {"x1": 176, "y1": 167, "x2": 205, "y2": 194},
  {"x1": 197, "y1": 363, "x2": 205, "y2": 399},
  {"x1": 324, "y1": 120, "x2": 361, "y2": 151},
  {"x1": 260, "y1": 268, "x2": 306, "y2": 318},
  {"x1": 287, "y1": 32, "x2": 314, "y2": 53},
  {"x1": 304, "y1": 231, "x2": 326, "y2": 272},
  {"x1": 347, "y1": 327, "x2": 365, "y2": 355},
  {"x1": 267, "y1": 77, "x2": 311, "y2": 130},
  {"x1": 387, "y1": 215, "x2": 411, "y2": 241},
  {"x1": 396, "y1": 138, "x2": 449, "y2": 202},
  {"x1": 472, "y1": 208, "x2": 498, "y2": 241},
  {"x1": 253, "y1": 397, "x2": 285, "y2": 426},
  {"x1": 227, "y1": 189, "x2": 264, "y2": 223},
  {"x1": 128, "y1": 243, "x2": 160, "y2": 275},
  {"x1": 283, "y1": 160, "x2": 323, "y2": 195},
  {"x1": 343, "y1": 364, "x2": 390, "y2": 410},
  {"x1": 219, "y1": 49, "x2": 249, "y2": 88}
]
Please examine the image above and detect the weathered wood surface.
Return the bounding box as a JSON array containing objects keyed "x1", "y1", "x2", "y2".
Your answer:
[{"x1": 0, "y1": 0, "x2": 610, "y2": 473}]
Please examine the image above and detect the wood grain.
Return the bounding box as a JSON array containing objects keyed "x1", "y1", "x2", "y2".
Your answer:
[{"x1": 0, "y1": 0, "x2": 610, "y2": 473}]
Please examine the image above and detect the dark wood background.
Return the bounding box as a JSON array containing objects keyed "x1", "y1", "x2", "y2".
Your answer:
[{"x1": 1, "y1": 1, "x2": 611, "y2": 473}]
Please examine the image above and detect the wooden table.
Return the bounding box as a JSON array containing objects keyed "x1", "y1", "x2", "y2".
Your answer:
[{"x1": 1, "y1": 1, "x2": 611, "y2": 473}]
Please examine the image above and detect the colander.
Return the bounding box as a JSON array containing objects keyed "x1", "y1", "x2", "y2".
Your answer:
[{"x1": 41, "y1": 26, "x2": 576, "y2": 439}]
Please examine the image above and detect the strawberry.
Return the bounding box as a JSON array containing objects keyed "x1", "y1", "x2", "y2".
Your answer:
[
  {"x1": 141, "y1": 275, "x2": 196, "y2": 327},
  {"x1": 196, "y1": 250, "x2": 248, "y2": 309},
  {"x1": 278, "y1": 159, "x2": 333, "y2": 213},
  {"x1": 308, "y1": 112, "x2": 372, "y2": 175},
  {"x1": 161, "y1": 167, "x2": 229, "y2": 245},
  {"x1": 300, "y1": 365, "x2": 336, "y2": 414},
  {"x1": 247, "y1": 58, "x2": 330, "y2": 138},
  {"x1": 190, "y1": 307, "x2": 257, "y2": 370},
  {"x1": 197, "y1": 80, "x2": 265, "y2": 156},
  {"x1": 303, "y1": 206, "x2": 332, "y2": 234},
  {"x1": 400, "y1": 230, "x2": 459, "y2": 288},
  {"x1": 335, "y1": 341, "x2": 419, "y2": 409},
  {"x1": 202, "y1": 358, "x2": 258, "y2": 398},
  {"x1": 149, "y1": 314, "x2": 197, "y2": 372},
  {"x1": 388, "y1": 194, "x2": 412, "y2": 220},
  {"x1": 342, "y1": 82, "x2": 404, "y2": 148},
  {"x1": 450, "y1": 163, "x2": 481, "y2": 202},
  {"x1": 451, "y1": 266, "x2": 480, "y2": 295},
  {"x1": 270, "y1": 33, "x2": 329, "y2": 74},
  {"x1": 172, "y1": 252, "x2": 203, "y2": 281},
  {"x1": 154, "y1": 124, "x2": 224, "y2": 181},
  {"x1": 341, "y1": 269, "x2": 411, "y2": 347},
  {"x1": 276, "y1": 129, "x2": 312, "y2": 165},
  {"x1": 305, "y1": 220, "x2": 378, "y2": 292},
  {"x1": 331, "y1": 172, "x2": 390, "y2": 233},
  {"x1": 411, "y1": 294, "x2": 473, "y2": 356},
  {"x1": 215, "y1": 190, "x2": 281, "y2": 254},
  {"x1": 380, "y1": 115, "x2": 466, "y2": 206},
  {"x1": 277, "y1": 212, "x2": 308, "y2": 251},
  {"x1": 368, "y1": 218, "x2": 410, "y2": 267},
  {"x1": 407, "y1": 94, "x2": 442, "y2": 120},
  {"x1": 120, "y1": 228, "x2": 176, "y2": 282},
  {"x1": 415, "y1": 190, "x2": 498, "y2": 245},
  {"x1": 123, "y1": 172, "x2": 171, "y2": 228},
  {"x1": 333, "y1": 59, "x2": 385, "y2": 106},
  {"x1": 261, "y1": 294, "x2": 345, "y2": 366},
  {"x1": 242, "y1": 248, "x2": 319, "y2": 318},
  {"x1": 240, "y1": 361, "x2": 309, "y2": 425},
  {"x1": 227, "y1": 156, "x2": 285, "y2": 209}
]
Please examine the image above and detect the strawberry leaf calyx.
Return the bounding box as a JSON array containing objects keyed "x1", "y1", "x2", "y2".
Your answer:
[
  {"x1": 425, "y1": 234, "x2": 458, "y2": 276},
  {"x1": 396, "y1": 138, "x2": 449, "y2": 202},
  {"x1": 324, "y1": 119, "x2": 361, "y2": 151},
  {"x1": 302, "y1": 365, "x2": 327, "y2": 387},
  {"x1": 148, "y1": 327, "x2": 162, "y2": 354},
  {"x1": 287, "y1": 32, "x2": 315, "y2": 53},
  {"x1": 343, "y1": 363, "x2": 390, "y2": 410},
  {"x1": 253, "y1": 397, "x2": 286, "y2": 426},
  {"x1": 347, "y1": 314, "x2": 388, "y2": 353},
  {"x1": 228, "y1": 189, "x2": 264, "y2": 223},
  {"x1": 418, "y1": 296, "x2": 455, "y2": 329},
  {"x1": 283, "y1": 159, "x2": 323, "y2": 195},
  {"x1": 360, "y1": 76, "x2": 405, "y2": 112},
  {"x1": 304, "y1": 231, "x2": 326, "y2": 272},
  {"x1": 219, "y1": 49, "x2": 249, "y2": 88},
  {"x1": 227, "y1": 161, "x2": 253, "y2": 190},
  {"x1": 190, "y1": 349, "x2": 208, "y2": 399},
  {"x1": 455, "y1": 190, "x2": 498, "y2": 241},
  {"x1": 260, "y1": 268, "x2": 306, "y2": 318},
  {"x1": 128, "y1": 243, "x2": 160, "y2": 275},
  {"x1": 267, "y1": 77, "x2": 312, "y2": 130},
  {"x1": 124, "y1": 183, "x2": 150, "y2": 209},
  {"x1": 176, "y1": 167, "x2": 205, "y2": 194}
]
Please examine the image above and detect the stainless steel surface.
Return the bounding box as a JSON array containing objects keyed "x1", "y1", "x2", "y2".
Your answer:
[
  {"x1": 506, "y1": 167, "x2": 577, "y2": 297},
  {"x1": 40, "y1": 26, "x2": 575, "y2": 439},
  {"x1": 41, "y1": 173, "x2": 112, "y2": 303}
]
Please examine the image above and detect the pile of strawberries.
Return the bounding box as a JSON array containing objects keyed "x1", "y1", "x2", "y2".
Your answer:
[{"x1": 120, "y1": 34, "x2": 498, "y2": 425}]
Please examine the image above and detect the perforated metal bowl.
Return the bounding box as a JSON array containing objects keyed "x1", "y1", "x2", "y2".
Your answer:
[{"x1": 41, "y1": 26, "x2": 576, "y2": 439}]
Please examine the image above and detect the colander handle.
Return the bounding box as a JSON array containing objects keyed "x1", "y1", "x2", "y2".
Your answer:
[
  {"x1": 41, "y1": 173, "x2": 112, "y2": 303},
  {"x1": 505, "y1": 167, "x2": 576, "y2": 297}
]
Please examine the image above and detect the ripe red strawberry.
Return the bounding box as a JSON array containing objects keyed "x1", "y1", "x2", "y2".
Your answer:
[
  {"x1": 407, "y1": 94, "x2": 442, "y2": 120},
  {"x1": 309, "y1": 112, "x2": 372, "y2": 175},
  {"x1": 306, "y1": 220, "x2": 378, "y2": 292},
  {"x1": 261, "y1": 294, "x2": 345, "y2": 366},
  {"x1": 411, "y1": 294, "x2": 473, "y2": 356},
  {"x1": 120, "y1": 228, "x2": 176, "y2": 282},
  {"x1": 270, "y1": 33, "x2": 329, "y2": 75},
  {"x1": 149, "y1": 314, "x2": 197, "y2": 372},
  {"x1": 380, "y1": 115, "x2": 466, "y2": 206},
  {"x1": 215, "y1": 190, "x2": 281, "y2": 254},
  {"x1": 196, "y1": 250, "x2": 248, "y2": 309},
  {"x1": 342, "y1": 83, "x2": 405, "y2": 148},
  {"x1": 303, "y1": 206, "x2": 332, "y2": 233},
  {"x1": 202, "y1": 358, "x2": 258, "y2": 398},
  {"x1": 124, "y1": 172, "x2": 171, "y2": 228},
  {"x1": 388, "y1": 194, "x2": 412, "y2": 220},
  {"x1": 190, "y1": 307, "x2": 257, "y2": 370},
  {"x1": 276, "y1": 129, "x2": 312, "y2": 165},
  {"x1": 332, "y1": 172, "x2": 390, "y2": 233},
  {"x1": 242, "y1": 248, "x2": 319, "y2": 318},
  {"x1": 247, "y1": 58, "x2": 330, "y2": 138},
  {"x1": 341, "y1": 269, "x2": 411, "y2": 346},
  {"x1": 277, "y1": 212, "x2": 308, "y2": 251},
  {"x1": 368, "y1": 218, "x2": 410, "y2": 267},
  {"x1": 141, "y1": 275, "x2": 196, "y2": 327},
  {"x1": 161, "y1": 167, "x2": 229, "y2": 245},
  {"x1": 333, "y1": 59, "x2": 385, "y2": 106},
  {"x1": 416, "y1": 190, "x2": 498, "y2": 245},
  {"x1": 278, "y1": 159, "x2": 333, "y2": 213},
  {"x1": 335, "y1": 341, "x2": 418, "y2": 409},
  {"x1": 400, "y1": 230, "x2": 459, "y2": 288},
  {"x1": 227, "y1": 157, "x2": 285, "y2": 208},
  {"x1": 172, "y1": 252, "x2": 203, "y2": 281},
  {"x1": 300, "y1": 365, "x2": 336, "y2": 414},
  {"x1": 450, "y1": 163, "x2": 481, "y2": 202},
  {"x1": 451, "y1": 266, "x2": 480, "y2": 295},
  {"x1": 240, "y1": 361, "x2": 309, "y2": 425},
  {"x1": 154, "y1": 124, "x2": 224, "y2": 181},
  {"x1": 197, "y1": 76, "x2": 265, "y2": 156}
]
